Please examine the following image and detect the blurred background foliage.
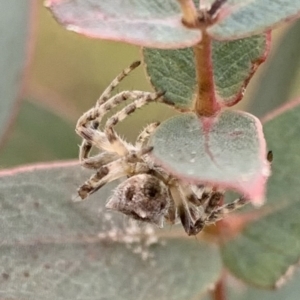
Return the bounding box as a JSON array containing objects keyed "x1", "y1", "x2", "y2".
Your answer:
[{"x1": 0, "y1": 0, "x2": 300, "y2": 169}]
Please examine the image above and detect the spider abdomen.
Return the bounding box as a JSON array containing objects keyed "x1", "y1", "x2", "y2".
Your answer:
[{"x1": 106, "y1": 174, "x2": 171, "y2": 227}]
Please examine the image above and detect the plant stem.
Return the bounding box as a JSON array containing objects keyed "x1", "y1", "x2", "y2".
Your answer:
[
  {"x1": 211, "y1": 273, "x2": 227, "y2": 300},
  {"x1": 193, "y1": 31, "x2": 220, "y2": 116},
  {"x1": 177, "y1": 0, "x2": 199, "y2": 28},
  {"x1": 211, "y1": 200, "x2": 227, "y2": 300}
]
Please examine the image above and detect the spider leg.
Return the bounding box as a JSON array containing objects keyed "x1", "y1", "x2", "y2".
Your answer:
[
  {"x1": 203, "y1": 190, "x2": 224, "y2": 215},
  {"x1": 77, "y1": 62, "x2": 155, "y2": 133},
  {"x1": 78, "y1": 120, "x2": 103, "y2": 162},
  {"x1": 104, "y1": 91, "x2": 165, "y2": 156},
  {"x1": 76, "y1": 91, "x2": 149, "y2": 155},
  {"x1": 76, "y1": 159, "x2": 128, "y2": 200},
  {"x1": 164, "y1": 199, "x2": 177, "y2": 225},
  {"x1": 77, "y1": 126, "x2": 112, "y2": 154},
  {"x1": 203, "y1": 150, "x2": 272, "y2": 225},
  {"x1": 77, "y1": 61, "x2": 141, "y2": 159},
  {"x1": 77, "y1": 91, "x2": 149, "y2": 130},
  {"x1": 187, "y1": 195, "x2": 248, "y2": 235},
  {"x1": 205, "y1": 196, "x2": 248, "y2": 224},
  {"x1": 173, "y1": 184, "x2": 212, "y2": 235},
  {"x1": 98, "y1": 61, "x2": 141, "y2": 106},
  {"x1": 187, "y1": 184, "x2": 212, "y2": 206},
  {"x1": 170, "y1": 183, "x2": 201, "y2": 235},
  {"x1": 181, "y1": 151, "x2": 273, "y2": 235},
  {"x1": 77, "y1": 148, "x2": 153, "y2": 200},
  {"x1": 80, "y1": 151, "x2": 119, "y2": 169},
  {"x1": 135, "y1": 122, "x2": 160, "y2": 148},
  {"x1": 179, "y1": 189, "x2": 223, "y2": 236}
]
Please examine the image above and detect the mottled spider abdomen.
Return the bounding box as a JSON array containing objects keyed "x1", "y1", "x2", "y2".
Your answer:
[{"x1": 106, "y1": 174, "x2": 171, "y2": 227}]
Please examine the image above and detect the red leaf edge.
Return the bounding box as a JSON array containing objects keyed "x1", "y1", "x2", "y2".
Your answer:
[{"x1": 221, "y1": 32, "x2": 272, "y2": 107}]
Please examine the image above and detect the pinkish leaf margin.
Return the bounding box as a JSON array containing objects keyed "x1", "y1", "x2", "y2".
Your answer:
[
  {"x1": 0, "y1": 160, "x2": 78, "y2": 178},
  {"x1": 262, "y1": 97, "x2": 300, "y2": 124}
]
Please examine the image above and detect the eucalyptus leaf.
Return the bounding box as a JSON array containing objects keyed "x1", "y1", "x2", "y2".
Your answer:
[
  {"x1": 149, "y1": 110, "x2": 269, "y2": 204},
  {"x1": 143, "y1": 47, "x2": 195, "y2": 110},
  {"x1": 227, "y1": 270, "x2": 300, "y2": 300},
  {"x1": 201, "y1": 271, "x2": 300, "y2": 300},
  {"x1": 0, "y1": 164, "x2": 222, "y2": 299},
  {"x1": 47, "y1": 0, "x2": 300, "y2": 49},
  {"x1": 0, "y1": 0, "x2": 32, "y2": 145},
  {"x1": 222, "y1": 101, "x2": 300, "y2": 288},
  {"x1": 46, "y1": 0, "x2": 201, "y2": 48},
  {"x1": 143, "y1": 35, "x2": 267, "y2": 110},
  {"x1": 209, "y1": 0, "x2": 300, "y2": 40},
  {"x1": 247, "y1": 20, "x2": 300, "y2": 117},
  {"x1": 0, "y1": 101, "x2": 79, "y2": 168}
]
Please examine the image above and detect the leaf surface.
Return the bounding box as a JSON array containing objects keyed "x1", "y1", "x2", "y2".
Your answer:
[
  {"x1": 209, "y1": 0, "x2": 300, "y2": 40},
  {"x1": 0, "y1": 0, "x2": 33, "y2": 145},
  {"x1": 46, "y1": 0, "x2": 300, "y2": 48},
  {"x1": 227, "y1": 271, "x2": 300, "y2": 300},
  {"x1": 0, "y1": 101, "x2": 79, "y2": 168},
  {"x1": 0, "y1": 163, "x2": 222, "y2": 299},
  {"x1": 143, "y1": 35, "x2": 268, "y2": 110},
  {"x1": 247, "y1": 20, "x2": 300, "y2": 117},
  {"x1": 46, "y1": 0, "x2": 201, "y2": 48},
  {"x1": 221, "y1": 100, "x2": 300, "y2": 288},
  {"x1": 149, "y1": 110, "x2": 270, "y2": 204},
  {"x1": 201, "y1": 271, "x2": 300, "y2": 300}
]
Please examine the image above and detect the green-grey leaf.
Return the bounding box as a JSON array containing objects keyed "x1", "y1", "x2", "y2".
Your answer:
[
  {"x1": 227, "y1": 271, "x2": 300, "y2": 300},
  {"x1": 209, "y1": 0, "x2": 300, "y2": 40},
  {"x1": 247, "y1": 20, "x2": 300, "y2": 117},
  {"x1": 201, "y1": 271, "x2": 300, "y2": 300},
  {"x1": 143, "y1": 47, "x2": 195, "y2": 110},
  {"x1": 149, "y1": 110, "x2": 269, "y2": 203},
  {"x1": 0, "y1": 101, "x2": 79, "y2": 168},
  {"x1": 221, "y1": 103, "x2": 300, "y2": 288},
  {"x1": 0, "y1": 164, "x2": 222, "y2": 299},
  {"x1": 143, "y1": 35, "x2": 267, "y2": 110},
  {"x1": 0, "y1": 0, "x2": 32, "y2": 145},
  {"x1": 212, "y1": 35, "x2": 268, "y2": 104},
  {"x1": 46, "y1": 0, "x2": 201, "y2": 48}
]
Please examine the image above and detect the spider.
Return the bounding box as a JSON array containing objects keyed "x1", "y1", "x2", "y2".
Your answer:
[{"x1": 75, "y1": 61, "x2": 273, "y2": 236}]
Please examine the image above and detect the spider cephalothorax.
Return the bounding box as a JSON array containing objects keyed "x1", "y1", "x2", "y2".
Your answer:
[{"x1": 75, "y1": 61, "x2": 272, "y2": 236}]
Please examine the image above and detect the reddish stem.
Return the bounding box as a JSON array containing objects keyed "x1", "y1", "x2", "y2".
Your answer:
[
  {"x1": 211, "y1": 273, "x2": 227, "y2": 300},
  {"x1": 193, "y1": 31, "x2": 220, "y2": 116},
  {"x1": 177, "y1": 0, "x2": 199, "y2": 28}
]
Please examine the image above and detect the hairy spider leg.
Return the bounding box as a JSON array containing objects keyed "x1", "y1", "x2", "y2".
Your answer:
[
  {"x1": 187, "y1": 190, "x2": 225, "y2": 236},
  {"x1": 77, "y1": 147, "x2": 153, "y2": 200},
  {"x1": 180, "y1": 150, "x2": 274, "y2": 235},
  {"x1": 205, "y1": 196, "x2": 248, "y2": 224},
  {"x1": 79, "y1": 121, "x2": 100, "y2": 161},
  {"x1": 203, "y1": 190, "x2": 224, "y2": 215},
  {"x1": 77, "y1": 60, "x2": 142, "y2": 161},
  {"x1": 104, "y1": 91, "x2": 165, "y2": 156},
  {"x1": 135, "y1": 122, "x2": 160, "y2": 148},
  {"x1": 77, "y1": 159, "x2": 128, "y2": 200},
  {"x1": 187, "y1": 184, "x2": 212, "y2": 206},
  {"x1": 98, "y1": 61, "x2": 141, "y2": 106},
  {"x1": 77, "y1": 91, "x2": 148, "y2": 157},
  {"x1": 168, "y1": 183, "x2": 200, "y2": 235},
  {"x1": 80, "y1": 151, "x2": 119, "y2": 170}
]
